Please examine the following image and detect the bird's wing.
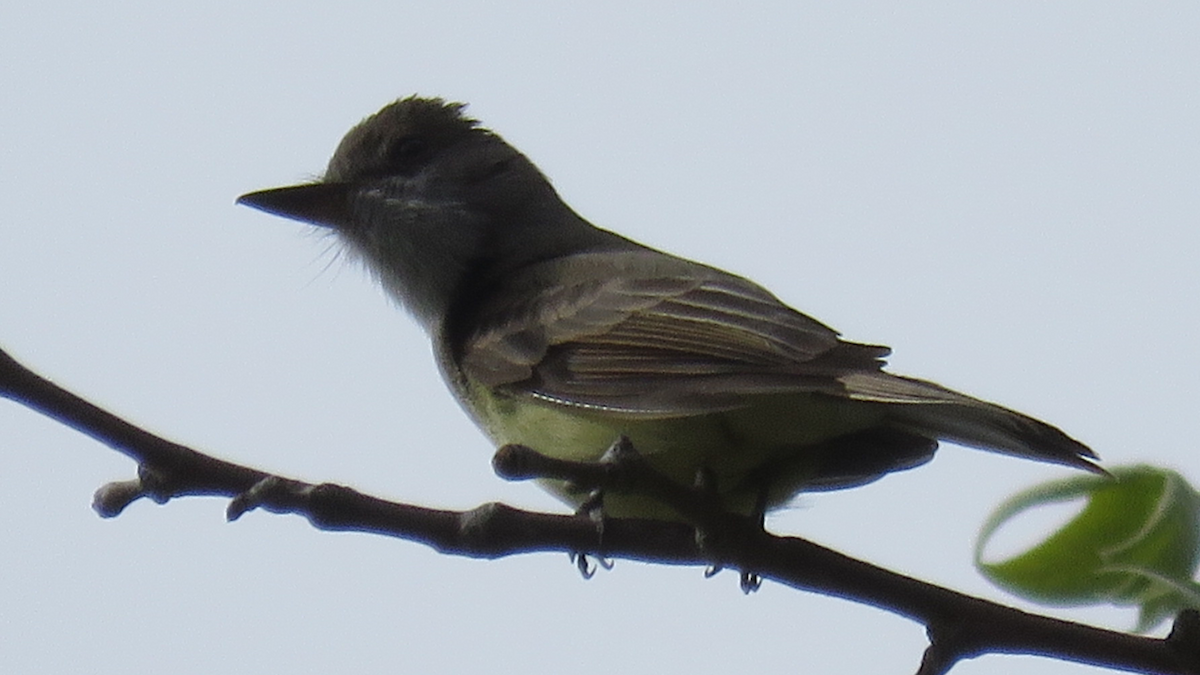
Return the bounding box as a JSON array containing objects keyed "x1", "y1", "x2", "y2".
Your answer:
[
  {"x1": 453, "y1": 249, "x2": 1101, "y2": 472},
  {"x1": 455, "y1": 250, "x2": 890, "y2": 416}
]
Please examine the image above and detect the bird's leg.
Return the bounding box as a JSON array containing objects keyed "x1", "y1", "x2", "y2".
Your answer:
[
  {"x1": 566, "y1": 437, "x2": 640, "y2": 577},
  {"x1": 693, "y1": 467, "x2": 764, "y2": 592},
  {"x1": 694, "y1": 467, "x2": 728, "y2": 580},
  {"x1": 751, "y1": 481, "x2": 770, "y2": 530},
  {"x1": 569, "y1": 486, "x2": 609, "y2": 577},
  {"x1": 735, "y1": 482, "x2": 770, "y2": 592}
]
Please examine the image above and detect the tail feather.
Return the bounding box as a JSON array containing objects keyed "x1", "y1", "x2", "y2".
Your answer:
[{"x1": 838, "y1": 372, "x2": 1103, "y2": 474}]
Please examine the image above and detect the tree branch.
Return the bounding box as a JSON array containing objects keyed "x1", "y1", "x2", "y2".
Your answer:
[{"x1": 3, "y1": 345, "x2": 1198, "y2": 674}]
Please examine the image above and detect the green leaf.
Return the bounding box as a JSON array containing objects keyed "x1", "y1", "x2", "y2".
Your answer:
[{"x1": 975, "y1": 465, "x2": 1200, "y2": 630}]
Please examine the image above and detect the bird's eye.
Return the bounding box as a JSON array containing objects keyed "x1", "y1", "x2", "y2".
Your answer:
[{"x1": 385, "y1": 136, "x2": 427, "y2": 164}]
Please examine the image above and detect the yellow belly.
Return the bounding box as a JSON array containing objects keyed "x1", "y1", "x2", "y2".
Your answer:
[{"x1": 461, "y1": 379, "x2": 896, "y2": 518}]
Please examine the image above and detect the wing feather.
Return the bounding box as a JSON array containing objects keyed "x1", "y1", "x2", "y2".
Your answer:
[{"x1": 456, "y1": 250, "x2": 887, "y2": 414}]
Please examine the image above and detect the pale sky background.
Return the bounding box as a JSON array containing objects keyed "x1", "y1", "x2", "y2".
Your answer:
[{"x1": 2, "y1": 3, "x2": 1198, "y2": 674}]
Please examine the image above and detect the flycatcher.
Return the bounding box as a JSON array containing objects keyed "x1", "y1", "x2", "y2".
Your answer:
[{"x1": 238, "y1": 96, "x2": 1099, "y2": 518}]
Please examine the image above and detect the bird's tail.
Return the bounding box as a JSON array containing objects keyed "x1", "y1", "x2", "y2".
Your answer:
[{"x1": 838, "y1": 372, "x2": 1103, "y2": 474}]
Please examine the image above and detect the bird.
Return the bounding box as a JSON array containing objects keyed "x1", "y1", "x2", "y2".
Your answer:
[{"x1": 238, "y1": 96, "x2": 1100, "y2": 519}]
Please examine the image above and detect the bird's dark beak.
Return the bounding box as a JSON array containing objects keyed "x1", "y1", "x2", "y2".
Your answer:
[{"x1": 236, "y1": 182, "x2": 354, "y2": 229}]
